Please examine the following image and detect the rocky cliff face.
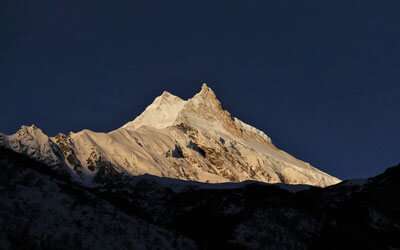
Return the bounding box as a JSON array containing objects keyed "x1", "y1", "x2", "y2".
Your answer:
[{"x1": 0, "y1": 84, "x2": 340, "y2": 187}]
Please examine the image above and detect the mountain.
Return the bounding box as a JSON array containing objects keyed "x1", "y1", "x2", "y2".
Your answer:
[
  {"x1": 0, "y1": 145, "x2": 399, "y2": 250},
  {"x1": 0, "y1": 84, "x2": 340, "y2": 187},
  {"x1": 0, "y1": 146, "x2": 196, "y2": 250}
]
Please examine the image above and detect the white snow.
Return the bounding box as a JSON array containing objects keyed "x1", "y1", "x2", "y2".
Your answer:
[
  {"x1": 234, "y1": 118, "x2": 272, "y2": 143},
  {"x1": 122, "y1": 91, "x2": 186, "y2": 130}
]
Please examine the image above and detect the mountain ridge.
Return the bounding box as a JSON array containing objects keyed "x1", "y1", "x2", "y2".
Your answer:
[
  {"x1": 0, "y1": 145, "x2": 398, "y2": 249},
  {"x1": 0, "y1": 84, "x2": 340, "y2": 187}
]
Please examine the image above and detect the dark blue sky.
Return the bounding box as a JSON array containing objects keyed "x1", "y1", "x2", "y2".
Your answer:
[{"x1": 1, "y1": 0, "x2": 400, "y2": 179}]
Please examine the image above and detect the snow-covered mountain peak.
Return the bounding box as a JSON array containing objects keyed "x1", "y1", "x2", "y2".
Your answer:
[
  {"x1": 122, "y1": 90, "x2": 186, "y2": 130},
  {"x1": 1, "y1": 84, "x2": 341, "y2": 187},
  {"x1": 158, "y1": 90, "x2": 184, "y2": 103},
  {"x1": 14, "y1": 125, "x2": 49, "y2": 144},
  {"x1": 2, "y1": 124, "x2": 63, "y2": 167},
  {"x1": 189, "y1": 83, "x2": 220, "y2": 107},
  {"x1": 122, "y1": 84, "x2": 233, "y2": 133},
  {"x1": 198, "y1": 83, "x2": 216, "y2": 98}
]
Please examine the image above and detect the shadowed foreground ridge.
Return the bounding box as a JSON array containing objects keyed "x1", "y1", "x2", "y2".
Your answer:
[{"x1": 0, "y1": 146, "x2": 399, "y2": 250}]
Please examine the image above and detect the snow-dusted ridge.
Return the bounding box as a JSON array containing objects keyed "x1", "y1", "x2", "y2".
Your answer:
[
  {"x1": 0, "y1": 83, "x2": 341, "y2": 187},
  {"x1": 122, "y1": 90, "x2": 187, "y2": 130}
]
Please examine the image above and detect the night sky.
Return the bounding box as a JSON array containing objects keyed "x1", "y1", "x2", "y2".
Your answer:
[{"x1": 1, "y1": 1, "x2": 400, "y2": 180}]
